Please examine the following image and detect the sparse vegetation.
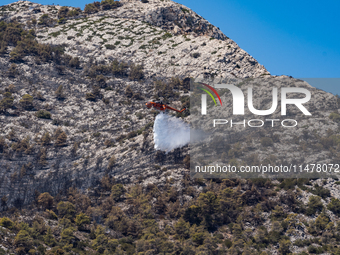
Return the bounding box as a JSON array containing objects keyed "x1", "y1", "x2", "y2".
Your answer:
[
  {"x1": 85, "y1": 0, "x2": 121, "y2": 13},
  {"x1": 19, "y1": 94, "x2": 34, "y2": 110},
  {"x1": 330, "y1": 112, "x2": 340, "y2": 122},
  {"x1": 104, "y1": 44, "x2": 115, "y2": 50},
  {"x1": 0, "y1": 92, "x2": 14, "y2": 113},
  {"x1": 0, "y1": 2, "x2": 339, "y2": 255},
  {"x1": 162, "y1": 32, "x2": 172, "y2": 40},
  {"x1": 128, "y1": 63, "x2": 144, "y2": 81},
  {"x1": 36, "y1": 109, "x2": 51, "y2": 119},
  {"x1": 191, "y1": 52, "x2": 200, "y2": 58},
  {"x1": 55, "y1": 85, "x2": 65, "y2": 100},
  {"x1": 55, "y1": 130, "x2": 67, "y2": 147},
  {"x1": 0, "y1": 20, "x2": 66, "y2": 63},
  {"x1": 261, "y1": 137, "x2": 273, "y2": 147},
  {"x1": 69, "y1": 57, "x2": 80, "y2": 68},
  {"x1": 38, "y1": 14, "x2": 54, "y2": 26},
  {"x1": 86, "y1": 86, "x2": 102, "y2": 101},
  {"x1": 108, "y1": 155, "x2": 116, "y2": 170}
]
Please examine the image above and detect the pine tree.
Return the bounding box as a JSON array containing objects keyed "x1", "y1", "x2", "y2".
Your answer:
[
  {"x1": 38, "y1": 149, "x2": 47, "y2": 166},
  {"x1": 44, "y1": 227, "x2": 56, "y2": 246},
  {"x1": 55, "y1": 131, "x2": 67, "y2": 147},
  {"x1": 55, "y1": 85, "x2": 65, "y2": 100},
  {"x1": 41, "y1": 132, "x2": 51, "y2": 146},
  {"x1": 19, "y1": 94, "x2": 34, "y2": 110}
]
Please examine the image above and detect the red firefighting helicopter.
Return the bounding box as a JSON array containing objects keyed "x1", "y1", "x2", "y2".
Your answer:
[{"x1": 145, "y1": 101, "x2": 186, "y2": 113}]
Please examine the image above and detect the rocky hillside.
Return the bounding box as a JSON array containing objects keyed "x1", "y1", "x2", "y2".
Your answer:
[
  {"x1": 190, "y1": 76, "x2": 340, "y2": 179},
  {"x1": 1, "y1": 0, "x2": 268, "y2": 78},
  {"x1": 0, "y1": 0, "x2": 339, "y2": 254},
  {"x1": 0, "y1": 0, "x2": 270, "y2": 209}
]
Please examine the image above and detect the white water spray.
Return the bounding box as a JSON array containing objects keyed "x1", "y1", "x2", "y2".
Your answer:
[{"x1": 153, "y1": 112, "x2": 190, "y2": 153}]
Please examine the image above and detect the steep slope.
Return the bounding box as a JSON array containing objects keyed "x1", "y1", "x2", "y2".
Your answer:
[
  {"x1": 0, "y1": 1, "x2": 339, "y2": 254},
  {"x1": 0, "y1": 0, "x2": 271, "y2": 209},
  {"x1": 1, "y1": 0, "x2": 269, "y2": 78}
]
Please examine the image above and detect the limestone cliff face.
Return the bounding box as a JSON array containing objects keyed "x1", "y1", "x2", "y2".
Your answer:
[{"x1": 1, "y1": 0, "x2": 269, "y2": 79}]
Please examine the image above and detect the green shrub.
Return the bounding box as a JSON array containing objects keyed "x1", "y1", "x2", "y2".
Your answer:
[
  {"x1": 108, "y1": 155, "x2": 116, "y2": 170},
  {"x1": 75, "y1": 213, "x2": 90, "y2": 230},
  {"x1": 315, "y1": 213, "x2": 329, "y2": 231},
  {"x1": 20, "y1": 94, "x2": 34, "y2": 110},
  {"x1": 161, "y1": 32, "x2": 172, "y2": 40},
  {"x1": 45, "y1": 210, "x2": 58, "y2": 220},
  {"x1": 101, "y1": 0, "x2": 122, "y2": 10},
  {"x1": 61, "y1": 227, "x2": 76, "y2": 244},
  {"x1": 96, "y1": 75, "x2": 106, "y2": 88},
  {"x1": 55, "y1": 85, "x2": 65, "y2": 100},
  {"x1": 86, "y1": 86, "x2": 102, "y2": 101},
  {"x1": 306, "y1": 196, "x2": 323, "y2": 216},
  {"x1": 84, "y1": 3, "x2": 99, "y2": 14},
  {"x1": 1, "y1": 22, "x2": 23, "y2": 46},
  {"x1": 55, "y1": 131, "x2": 67, "y2": 147},
  {"x1": 38, "y1": 14, "x2": 53, "y2": 26},
  {"x1": 58, "y1": 18, "x2": 66, "y2": 24},
  {"x1": 69, "y1": 57, "x2": 80, "y2": 68},
  {"x1": 181, "y1": 8, "x2": 189, "y2": 13},
  {"x1": 41, "y1": 132, "x2": 51, "y2": 146},
  {"x1": 111, "y1": 59, "x2": 128, "y2": 76},
  {"x1": 191, "y1": 52, "x2": 200, "y2": 58},
  {"x1": 125, "y1": 85, "x2": 133, "y2": 98},
  {"x1": 105, "y1": 44, "x2": 115, "y2": 50},
  {"x1": 107, "y1": 239, "x2": 119, "y2": 252},
  {"x1": 0, "y1": 96, "x2": 14, "y2": 113},
  {"x1": 57, "y1": 7, "x2": 69, "y2": 19},
  {"x1": 328, "y1": 198, "x2": 340, "y2": 216},
  {"x1": 174, "y1": 218, "x2": 190, "y2": 239},
  {"x1": 37, "y1": 192, "x2": 54, "y2": 209},
  {"x1": 14, "y1": 230, "x2": 33, "y2": 252},
  {"x1": 271, "y1": 205, "x2": 286, "y2": 220},
  {"x1": 9, "y1": 50, "x2": 24, "y2": 62},
  {"x1": 330, "y1": 112, "x2": 340, "y2": 122},
  {"x1": 129, "y1": 63, "x2": 144, "y2": 81},
  {"x1": 261, "y1": 137, "x2": 273, "y2": 147},
  {"x1": 36, "y1": 110, "x2": 51, "y2": 119},
  {"x1": 192, "y1": 231, "x2": 205, "y2": 245},
  {"x1": 57, "y1": 201, "x2": 76, "y2": 220},
  {"x1": 0, "y1": 137, "x2": 7, "y2": 153},
  {"x1": 111, "y1": 184, "x2": 125, "y2": 201},
  {"x1": 311, "y1": 184, "x2": 330, "y2": 198},
  {"x1": 307, "y1": 245, "x2": 324, "y2": 254},
  {"x1": 92, "y1": 233, "x2": 108, "y2": 253},
  {"x1": 278, "y1": 239, "x2": 291, "y2": 255},
  {"x1": 0, "y1": 21, "x2": 66, "y2": 64},
  {"x1": 7, "y1": 63, "x2": 18, "y2": 77},
  {"x1": 0, "y1": 217, "x2": 14, "y2": 229},
  {"x1": 85, "y1": 92, "x2": 96, "y2": 101},
  {"x1": 68, "y1": 8, "x2": 81, "y2": 17},
  {"x1": 44, "y1": 228, "x2": 56, "y2": 246}
]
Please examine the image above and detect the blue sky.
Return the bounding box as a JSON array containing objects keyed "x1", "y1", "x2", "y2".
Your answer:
[
  {"x1": 2, "y1": 0, "x2": 340, "y2": 94},
  {"x1": 174, "y1": 0, "x2": 340, "y2": 94}
]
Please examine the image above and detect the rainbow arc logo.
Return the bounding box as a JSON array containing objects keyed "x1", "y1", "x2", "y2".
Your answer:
[
  {"x1": 198, "y1": 82, "x2": 222, "y2": 115},
  {"x1": 198, "y1": 82, "x2": 222, "y2": 106}
]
